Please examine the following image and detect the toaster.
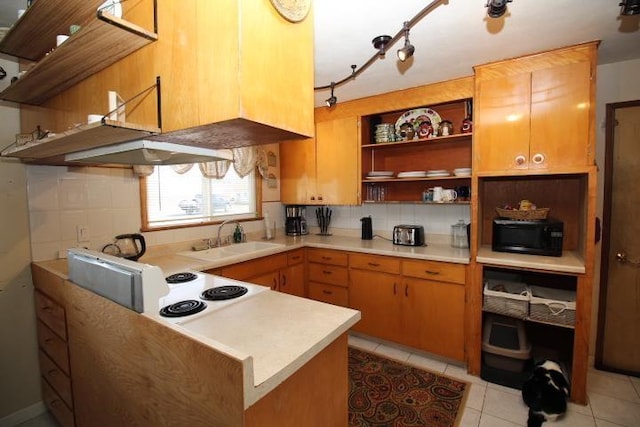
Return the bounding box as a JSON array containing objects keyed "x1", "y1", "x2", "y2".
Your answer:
[{"x1": 392, "y1": 225, "x2": 425, "y2": 246}]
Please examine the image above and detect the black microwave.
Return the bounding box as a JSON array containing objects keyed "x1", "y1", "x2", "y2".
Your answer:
[{"x1": 492, "y1": 218, "x2": 564, "y2": 257}]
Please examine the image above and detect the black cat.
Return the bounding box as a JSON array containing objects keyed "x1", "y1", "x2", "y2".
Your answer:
[{"x1": 522, "y1": 360, "x2": 570, "y2": 427}]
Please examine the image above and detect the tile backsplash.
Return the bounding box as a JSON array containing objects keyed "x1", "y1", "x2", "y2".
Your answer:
[{"x1": 26, "y1": 165, "x2": 469, "y2": 261}]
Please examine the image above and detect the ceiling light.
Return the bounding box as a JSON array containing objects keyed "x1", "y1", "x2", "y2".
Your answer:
[
  {"x1": 397, "y1": 22, "x2": 415, "y2": 62},
  {"x1": 325, "y1": 82, "x2": 337, "y2": 107},
  {"x1": 620, "y1": 0, "x2": 640, "y2": 15},
  {"x1": 485, "y1": 0, "x2": 513, "y2": 18}
]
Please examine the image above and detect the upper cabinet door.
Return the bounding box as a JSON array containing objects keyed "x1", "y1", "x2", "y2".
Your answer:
[
  {"x1": 529, "y1": 61, "x2": 592, "y2": 170},
  {"x1": 315, "y1": 116, "x2": 361, "y2": 205},
  {"x1": 280, "y1": 137, "x2": 317, "y2": 205},
  {"x1": 474, "y1": 72, "x2": 532, "y2": 172}
]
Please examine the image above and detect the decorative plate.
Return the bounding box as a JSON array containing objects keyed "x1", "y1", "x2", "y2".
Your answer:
[
  {"x1": 395, "y1": 108, "x2": 442, "y2": 136},
  {"x1": 269, "y1": 0, "x2": 312, "y2": 22}
]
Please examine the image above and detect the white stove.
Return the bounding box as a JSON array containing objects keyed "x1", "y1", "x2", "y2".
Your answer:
[
  {"x1": 158, "y1": 270, "x2": 269, "y2": 324},
  {"x1": 67, "y1": 248, "x2": 268, "y2": 324}
]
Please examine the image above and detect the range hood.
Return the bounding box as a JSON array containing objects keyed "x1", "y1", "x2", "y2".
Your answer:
[{"x1": 65, "y1": 140, "x2": 233, "y2": 165}]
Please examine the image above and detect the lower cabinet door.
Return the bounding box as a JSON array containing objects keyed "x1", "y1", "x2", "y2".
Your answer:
[
  {"x1": 280, "y1": 263, "x2": 305, "y2": 297},
  {"x1": 308, "y1": 282, "x2": 348, "y2": 307},
  {"x1": 247, "y1": 271, "x2": 280, "y2": 291},
  {"x1": 402, "y1": 278, "x2": 465, "y2": 361},
  {"x1": 349, "y1": 270, "x2": 401, "y2": 341}
]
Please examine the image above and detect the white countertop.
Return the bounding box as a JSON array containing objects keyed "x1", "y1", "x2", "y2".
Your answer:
[{"x1": 143, "y1": 233, "x2": 470, "y2": 275}]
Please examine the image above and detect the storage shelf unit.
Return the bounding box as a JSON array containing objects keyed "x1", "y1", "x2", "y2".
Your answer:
[
  {"x1": 0, "y1": 120, "x2": 160, "y2": 164},
  {"x1": 0, "y1": 13, "x2": 157, "y2": 105},
  {"x1": 361, "y1": 99, "x2": 473, "y2": 203}
]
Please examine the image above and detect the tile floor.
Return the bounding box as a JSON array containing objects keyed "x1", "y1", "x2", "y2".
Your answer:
[
  {"x1": 348, "y1": 334, "x2": 640, "y2": 427},
  {"x1": 15, "y1": 334, "x2": 640, "y2": 427}
]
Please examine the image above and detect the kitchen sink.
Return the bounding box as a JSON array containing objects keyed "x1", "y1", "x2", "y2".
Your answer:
[{"x1": 177, "y1": 241, "x2": 284, "y2": 262}]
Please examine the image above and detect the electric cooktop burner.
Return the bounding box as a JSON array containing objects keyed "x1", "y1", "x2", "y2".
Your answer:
[
  {"x1": 200, "y1": 285, "x2": 248, "y2": 301},
  {"x1": 166, "y1": 272, "x2": 198, "y2": 284},
  {"x1": 159, "y1": 300, "x2": 207, "y2": 317}
]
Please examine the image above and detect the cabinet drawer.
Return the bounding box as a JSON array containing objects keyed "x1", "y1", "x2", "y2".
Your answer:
[
  {"x1": 287, "y1": 249, "x2": 305, "y2": 265},
  {"x1": 39, "y1": 350, "x2": 72, "y2": 408},
  {"x1": 308, "y1": 282, "x2": 349, "y2": 307},
  {"x1": 35, "y1": 291, "x2": 67, "y2": 340},
  {"x1": 37, "y1": 321, "x2": 69, "y2": 375},
  {"x1": 402, "y1": 260, "x2": 466, "y2": 285},
  {"x1": 41, "y1": 378, "x2": 74, "y2": 427},
  {"x1": 221, "y1": 253, "x2": 287, "y2": 280},
  {"x1": 31, "y1": 264, "x2": 65, "y2": 305},
  {"x1": 349, "y1": 253, "x2": 400, "y2": 274},
  {"x1": 306, "y1": 248, "x2": 348, "y2": 266},
  {"x1": 308, "y1": 263, "x2": 348, "y2": 287}
]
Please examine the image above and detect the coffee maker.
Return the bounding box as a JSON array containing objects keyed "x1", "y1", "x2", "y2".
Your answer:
[{"x1": 285, "y1": 205, "x2": 308, "y2": 236}]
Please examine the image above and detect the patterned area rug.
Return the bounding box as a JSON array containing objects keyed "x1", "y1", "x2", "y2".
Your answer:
[{"x1": 348, "y1": 347, "x2": 468, "y2": 427}]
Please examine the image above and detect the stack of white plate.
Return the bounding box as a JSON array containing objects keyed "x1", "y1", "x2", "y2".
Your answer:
[
  {"x1": 374, "y1": 123, "x2": 397, "y2": 143},
  {"x1": 366, "y1": 171, "x2": 394, "y2": 179},
  {"x1": 426, "y1": 169, "x2": 451, "y2": 177},
  {"x1": 453, "y1": 168, "x2": 472, "y2": 177},
  {"x1": 397, "y1": 171, "x2": 427, "y2": 178}
]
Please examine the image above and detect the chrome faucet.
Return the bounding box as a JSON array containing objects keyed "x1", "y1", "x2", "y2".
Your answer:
[{"x1": 214, "y1": 219, "x2": 240, "y2": 247}]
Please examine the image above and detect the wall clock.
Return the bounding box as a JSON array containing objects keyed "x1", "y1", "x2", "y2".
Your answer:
[{"x1": 269, "y1": 0, "x2": 311, "y2": 22}]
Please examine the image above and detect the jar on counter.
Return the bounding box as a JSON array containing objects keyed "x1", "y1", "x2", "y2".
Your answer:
[{"x1": 451, "y1": 219, "x2": 469, "y2": 248}]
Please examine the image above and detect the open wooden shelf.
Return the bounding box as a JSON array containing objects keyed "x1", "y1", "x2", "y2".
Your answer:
[
  {"x1": 0, "y1": 119, "x2": 160, "y2": 161},
  {"x1": 362, "y1": 132, "x2": 472, "y2": 149},
  {"x1": 0, "y1": 11, "x2": 157, "y2": 105}
]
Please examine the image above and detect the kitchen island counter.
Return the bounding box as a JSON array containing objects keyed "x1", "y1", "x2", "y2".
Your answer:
[{"x1": 34, "y1": 257, "x2": 360, "y2": 426}]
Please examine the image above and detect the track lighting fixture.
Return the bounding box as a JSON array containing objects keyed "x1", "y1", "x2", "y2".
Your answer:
[
  {"x1": 620, "y1": 0, "x2": 640, "y2": 15},
  {"x1": 397, "y1": 22, "x2": 415, "y2": 62},
  {"x1": 372, "y1": 35, "x2": 392, "y2": 56},
  {"x1": 485, "y1": 0, "x2": 513, "y2": 18},
  {"x1": 325, "y1": 82, "x2": 337, "y2": 107}
]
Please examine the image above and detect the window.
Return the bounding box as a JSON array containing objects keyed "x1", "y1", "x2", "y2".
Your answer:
[{"x1": 141, "y1": 165, "x2": 259, "y2": 230}]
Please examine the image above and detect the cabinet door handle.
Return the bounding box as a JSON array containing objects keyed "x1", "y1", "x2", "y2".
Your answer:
[
  {"x1": 291, "y1": 255, "x2": 301, "y2": 260},
  {"x1": 532, "y1": 153, "x2": 545, "y2": 164},
  {"x1": 515, "y1": 155, "x2": 527, "y2": 166},
  {"x1": 405, "y1": 284, "x2": 409, "y2": 297},
  {"x1": 318, "y1": 195, "x2": 323, "y2": 201},
  {"x1": 322, "y1": 270, "x2": 333, "y2": 275},
  {"x1": 424, "y1": 270, "x2": 440, "y2": 275},
  {"x1": 272, "y1": 278, "x2": 277, "y2": 290},
  {"x1": 368, "y1": 262, "x2": 380, "y2": 267},
  {"x1": 281, "y1": 274, "x2": 287, "y2": 287},
  {"x1": 47, "y1": 369, "x2": 59, "y2": 377},
  {"x1": 321, "y1": 256, "x2": 332, "y2": 261},
  {"x1": 393, "y1": 283, "x2": 397, "y2": 295},
  {"x1": 322, "y1": 290, "x2": 333, "y2": 295}
]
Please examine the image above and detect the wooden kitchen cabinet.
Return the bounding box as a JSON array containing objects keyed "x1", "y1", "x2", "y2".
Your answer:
[
  {"x1": 306, "y1": 248, "x2": 349, "y2": 307},
  {"x1": 219, "y1": 249, "x2": 305, "y2": 296},
  {"x1": 473, "y1": 42, "x2": 597, "y2": 174},
  {"x1": 31, "y1": 264, "x2": 75, "y2": 427},
  {"x1": 279, "y1": 249, "x2": 305, "y2": 297},
  {"x1": 281, "y1": 115, "x2": 360, "y2": 205},
  {"x1": 349, "y1": 253, "x2": 467, "y2": 362}
]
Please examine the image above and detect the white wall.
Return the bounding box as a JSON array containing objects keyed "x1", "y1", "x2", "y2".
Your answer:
[
  {"x1": 0, "y1": 55, "x2": 42, "y2": 423},
  {"x1": 590, "y1": 58, "x2": 640, "y2": 356}
]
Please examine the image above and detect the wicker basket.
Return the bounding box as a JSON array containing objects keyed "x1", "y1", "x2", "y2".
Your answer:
[
  {"x1": 529, "y1": 286, "x2": 576, "y2": 327},
  {"x1": 495, "y1": 207, "x2": 550, "y2": 220},
  {"x1": 483, "y1": 280, "x2": 530, "y2": 319}
]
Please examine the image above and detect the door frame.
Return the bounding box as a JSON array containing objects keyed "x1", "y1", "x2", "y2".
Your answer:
[{"x1": 594, "y1": 99, "x2": 640, "y2": 375}]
